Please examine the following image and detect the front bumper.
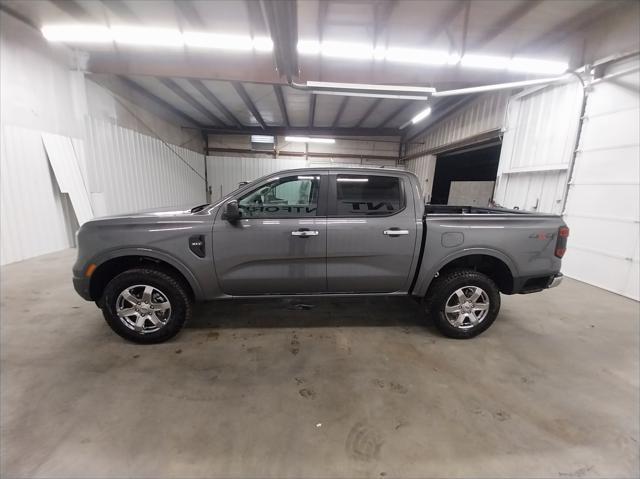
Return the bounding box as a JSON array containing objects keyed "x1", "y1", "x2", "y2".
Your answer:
[
  {"x1": 547, "y1": 273, "x2": 563, "y2": 289},
  {"x1": 73, "y1": 276, "x2": 92, "y2": 301}
]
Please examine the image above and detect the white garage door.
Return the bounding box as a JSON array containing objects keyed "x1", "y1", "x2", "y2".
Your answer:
[
  {"x1": 562, "y1": 57, "x2": 640, "y2": 300},
  {"x1": 493, "y1": 78, "x2": 584, "y2": 213}
]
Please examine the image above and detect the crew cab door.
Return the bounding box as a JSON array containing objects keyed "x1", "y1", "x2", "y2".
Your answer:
[
  {"x1": 212, "y1": 172, "x2": 327, "y2": 295},
  {"x1": 326, "y1": 172, "x2": 418, "y2": 293}
]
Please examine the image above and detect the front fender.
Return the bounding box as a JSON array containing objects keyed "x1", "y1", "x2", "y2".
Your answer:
[{"x1": 89, "y1": 247, "x2": 204, "y2": 300}]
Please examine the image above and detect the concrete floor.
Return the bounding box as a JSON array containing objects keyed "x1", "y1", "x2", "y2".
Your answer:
[{"x1": 1, "y1": 249, "x2": 638, "y2": 478}]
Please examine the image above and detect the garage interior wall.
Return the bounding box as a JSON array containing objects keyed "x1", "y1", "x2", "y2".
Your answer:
[
  {"x1": 0, "y1": 13, "x2": 205, "y2": 265},
  {"x1": 206, "y1": 134, "x2": 402, "y2": 200},
  {"x1": 562, "y1": 56, "x2": 640, "y2": 300},
  {"x1": 404, "y1": 91, "x2": 510, "y2": 201}
]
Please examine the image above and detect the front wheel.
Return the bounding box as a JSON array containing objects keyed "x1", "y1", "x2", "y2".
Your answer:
[
  {"x1": 101, "y1": 268, "x2": 191, "y2": 344},
  {"x1": 425, "y1": 269, "x2": 501, "y2": 339}
]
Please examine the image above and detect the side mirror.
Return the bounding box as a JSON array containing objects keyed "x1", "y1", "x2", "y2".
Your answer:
[{"x1": 222, "y1": 200, "x2": 241, "y2": 222}]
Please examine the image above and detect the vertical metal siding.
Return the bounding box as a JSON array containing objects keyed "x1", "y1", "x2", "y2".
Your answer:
[
  {"x1": 493, "y1": 78, "x2": 583, "y2": 213},
  {"x1": 562, "y1": 57, "x2": 640, "y2": 300},
  {"x1": 406, "y1": 91, "x2": 510, "y2": 156},
  {"x1": 1, "y1": 125, "x2": 70, "y2": 264},
  {"x1": 85, "y1": 118, "x2": 206, "y2": 216},
  {"x1": 206, "y1": 155, "x2": 307, "y2": 201},
  {"x1": 406, "y1": 155, "x2": 436, "y2": 202}
]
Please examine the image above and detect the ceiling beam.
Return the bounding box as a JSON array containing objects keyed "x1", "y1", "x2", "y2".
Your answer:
[
  {"x1": 203, "y1": 126, "x2": 400, "y2": 137},
  {"x1": 232, "y1": 82, "x2": 267, "y2": 129},
  {"x1": 50, "y1": 0, "x2": 97, "y2": 22},
  {"x1": 423, "y1": 0, "x2": 469, "y2": 45},
  {"x1": 118, "y1": 76, "x2": 203, "y2": 128},
  {"x1": 332, "y1": 97, "x2": 350, "y2": 128},
  {"x1": 354, "y1": 98, "x2": 383, "y2": 128},
  {"x1": 246, "y1": 0, "x2": 269, "y2": 36},
  {"x1": 189, "y1": 79, "x2": 243, "y2": 128},
  {"x1": 273, "y1": 85, "x2": 290, "y2": 127},
  {"x1": 403, "y1": 96, "x2": 474, "y2": 143},
  {"x1": 159, "y1": 78, "x2": 226, "y2": 126},
  {"x1": 474, "y1": 0, "x2": 542, "y2": 49},
  {"x1": 375, "y1": 100, "x2": 412, "y2": 128},
  {"x1": 174, "y1": 0, "x2": 206, "y2": 30},
  {"x1": 374, "y1": 0, "x2": 398, "y2": 43},
  {"x1": 261, "y1": 0, "x2": 298, "y2": 79},
  {"x1": 100, "y1": 0, "x2": 141, "y2": 23},
  {"x1": 517, "y1": 1, "x2": 625, "y2": 54},
  {"x1": 308, "y1": 94, "x2": 317, "y2": 127}
]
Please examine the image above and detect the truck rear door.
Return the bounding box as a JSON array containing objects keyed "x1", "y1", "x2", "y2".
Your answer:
[{"x1": 326, "y1": 172, "x2": 419, "y2": 293}]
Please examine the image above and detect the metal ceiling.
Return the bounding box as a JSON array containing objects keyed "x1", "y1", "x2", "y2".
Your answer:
[{"x1": 1, "y1": 0, "x2": 632, "y2": 138}]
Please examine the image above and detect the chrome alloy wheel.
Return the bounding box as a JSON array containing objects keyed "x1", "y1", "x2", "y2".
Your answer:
[
  {"x1": 444, "y1": 286, "x2": 490, "y2": 330},
  {"x1": 116, "y1": 284, "x2": 172, "y2": 334}
]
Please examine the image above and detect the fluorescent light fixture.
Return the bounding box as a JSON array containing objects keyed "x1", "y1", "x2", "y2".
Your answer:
[
  {"x1": 321, "y1": 41, "x2": 374, "y2": 60},
  {"x1": 112, "y1": 26, "x2": 184, "y2": 47},
  {"x1": 337, "y1": 178, "x2": 369, "y2": 182},
  {"x1": 41, "y1": 25, "x2": 112, "y2": 43},
  {"x1": 385, "y1": 47, "x2": 459, "y2": 65},
  {"x1": 251, "y1": 135, "x2": 274, "y2": 143},
  {"x1": 285, "y1": 136, "x2": 335, "y2": 144},
  {"x1": 184, "y1": 32, "x2": 252, "y2": 50},
  {"x1": 461, "y1": 54, "x2": 510, "y2": 70},
  {"x1": 297, "y1": 40, "x2": 321, "y2": 55},
  {"x1": 252, "y1": 36, "x2": 274, "y2": 52},
  {"x1": 509, "y1": 56, "x2": 568, "y2": 75},
  {"x1": 411, "y1": 107, "x2": 432, "y2": 124}
]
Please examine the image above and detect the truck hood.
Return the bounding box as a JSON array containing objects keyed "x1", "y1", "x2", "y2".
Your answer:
[{"x1": 89, "y1": 203, "x2": 210, "y2": 221}]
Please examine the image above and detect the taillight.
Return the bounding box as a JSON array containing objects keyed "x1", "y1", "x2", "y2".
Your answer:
[{"x1": 555, "y1": 226, "x2": 569, "y2": 258}]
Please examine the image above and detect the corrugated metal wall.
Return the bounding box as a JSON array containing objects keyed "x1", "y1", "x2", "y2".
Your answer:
[
  {"x1": 86, "y1": 118, "x2": 206, "y2": 216},
  {"x1": 493, "y1": 78, "x2": 583, "y2": 213},
  {"x1": 206, "y1": 156, "x2": 307, "y2": 201},
  {"x1": 0, "y1": 125, "x2": 71, "y2": 264},
  {"x1": 206, "y1": 154, "x2": 404, "y2": 202},
  {"x1": 406, "y1": 91, "x2": 510, "y2": 157},
  {"x1": 405, "y1": 155, "x2": 435, "y2": 202},
  {"x1": 562, "y1": 57, "x2": 640, "y2": 300}
]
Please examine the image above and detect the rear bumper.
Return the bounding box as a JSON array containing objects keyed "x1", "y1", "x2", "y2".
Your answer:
[
  {"x1": 512, "y1": 272, "x2": 563, "y2": 294},
  {"x1": 547, "y1": 273, "x2": 563, "y2": 289}
]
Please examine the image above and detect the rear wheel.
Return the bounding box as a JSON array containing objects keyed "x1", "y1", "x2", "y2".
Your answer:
[
  {"x1": 101, "y1": 268, "x2": 191, "y2": 343},
  {"x1": 425, "y1": 269, "x2": 501, "y2": 339}
]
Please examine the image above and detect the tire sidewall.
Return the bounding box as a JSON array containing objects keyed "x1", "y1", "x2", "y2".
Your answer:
[
  {"x1": 428, "y1": 270, "x2": 501, "y2": 339},
  {"x1": 102, "y1": 268, "x2": 190, "y2": 344}
]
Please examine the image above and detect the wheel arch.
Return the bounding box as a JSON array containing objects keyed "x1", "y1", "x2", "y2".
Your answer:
[
  {"x1": 415, "y1": 249, "x2": 518, "y2": 297},
  {"x1": 88, "y1": 249, "x2": 201, "y2": 303}
]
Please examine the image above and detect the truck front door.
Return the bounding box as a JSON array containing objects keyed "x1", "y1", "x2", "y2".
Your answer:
[
  {"x1": 212, "y1": 172, "x2": 327, "y2": 295},
  {"x1": 326, "y1": 172, "x2": 418, "y2": 293}
]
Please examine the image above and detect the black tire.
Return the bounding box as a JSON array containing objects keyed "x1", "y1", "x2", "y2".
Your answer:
[
  {"x1": 425, "y1": 269, "x2": 501, "y2": 339},
  {"x1": 101, "y1": 268, "x2": 191, "y2": 344}
]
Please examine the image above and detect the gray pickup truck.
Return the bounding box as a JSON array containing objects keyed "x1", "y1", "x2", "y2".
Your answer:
[{"x1": 73, "y1": 168, "x2": 568, "y2": 343}]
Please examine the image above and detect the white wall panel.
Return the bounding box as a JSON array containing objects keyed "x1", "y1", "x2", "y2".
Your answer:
[
  {"x1": 85, "y1": 118, "x2": 206, "y2": 217},
  {"x1": 1, "y1": 125, "x2": 70, "y2": 264},
  {"x1": 494, "y1": 78, "x2": 583, "y2": 213},
  {"x1": 562, "y1": 56, "x2": 640, "y2": 300}
]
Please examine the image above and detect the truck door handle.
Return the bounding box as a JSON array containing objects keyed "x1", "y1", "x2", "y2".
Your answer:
[
  {"x1": 291, "y1": 229, "x2": 319, "y2": 238},
  {"x1": 383, "y1": 229, "x2": 409, "y2": 236}
]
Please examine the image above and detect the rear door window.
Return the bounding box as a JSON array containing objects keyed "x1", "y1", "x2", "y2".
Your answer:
[{"x1": 334, "y1": 174, "x2": 404, "y2": 216}]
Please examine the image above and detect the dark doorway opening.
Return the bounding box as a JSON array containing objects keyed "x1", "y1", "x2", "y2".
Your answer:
[{"x1": 430, "y1": 142, "x2": 502, "y2": 205}]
